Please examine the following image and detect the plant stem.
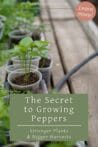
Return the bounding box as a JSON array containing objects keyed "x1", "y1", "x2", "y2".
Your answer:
[
  {"x1": 25, "y1": 54, "x2": 27, "y2": 75},
  {"x1": 29, "y1": 47, "x2": 32, "y2": 73}
]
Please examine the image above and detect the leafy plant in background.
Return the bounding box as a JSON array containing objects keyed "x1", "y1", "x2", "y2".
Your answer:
[
  {"x1": 31, "y1": 40, "x2": 48, "y2": 58},
  {"x1": 0, "y1": 3, "x2": 15, "y2": 40},
  {"x1": 32, "y1": 24, "x2": 45, "y2": 38},
  {"x1": 16, "y1": 0, "x2": 40, "y2": 15},
  {"x1": 4, "y1": 0, "x2": 16, "y2": 6},
  {"x1": 14, "y1": 2, "x2": 35, "y2": 32},
  {"x1": 0, "y1": 2, "x2": 35, "y2": 38},
  {"x1": 0, "y1": 85, "x2": 9, "y2": 145},
  {"x1": 0, "y1": 1, "x2": 39, "y2": 50},
  {"x1": 0, "y1": 48, "x2": 11, "y2": 66},
  {"x1": 0, "y1": 1, "x2": 15, "y2": 17}
]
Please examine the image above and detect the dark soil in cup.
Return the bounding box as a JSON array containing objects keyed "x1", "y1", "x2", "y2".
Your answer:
[
  {"x1": 12, "y1": 72, "x2": 39, "y2": 86},
  {"x1": 11, "y1": 32, "x2": 27, "y2": 43},
  {"x1": 32, "y1": 32, "x2": 40, "y2": 40},
  {"x1": 39, "y1": 58, "x2": 51, "y2": 68}
]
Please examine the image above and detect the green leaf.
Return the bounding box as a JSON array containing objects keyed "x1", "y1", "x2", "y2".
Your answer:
[
  {"x1": 19, "y1": 37, "x2": 33, "y2": 48},
  {"x1": 33, "y1": 41, "x2": 48, "y2": 48},
  {"x1": 31, "y1": 48, "x2": 40, "y2": 57},
  {"x1": 31, "y1": 41, "x2": 48, "y2": 58},
  {"x1": 19, "y1": 46, "x2": 28, "y2": 54}
]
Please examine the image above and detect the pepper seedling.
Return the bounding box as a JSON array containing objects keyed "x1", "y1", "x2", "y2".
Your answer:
[{"x1": 9, "y1": 37, "x2": 49, "y2": 83}]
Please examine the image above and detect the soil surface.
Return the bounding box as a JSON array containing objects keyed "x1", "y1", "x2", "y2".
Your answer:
[
  {"x1": 12, "y1": 72, "x2": 39, "y2": 86},
  {"x1": 39, "y1": 58, "x2": 51, "y2": 68},
  {"x1": 32, "y1": 32, "x2": 40, "y2": 40}
]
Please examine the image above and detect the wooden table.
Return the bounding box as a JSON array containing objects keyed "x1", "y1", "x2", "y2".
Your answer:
[{"x1": 40, "y1": 0, "x2": 98, "y2": 146}]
